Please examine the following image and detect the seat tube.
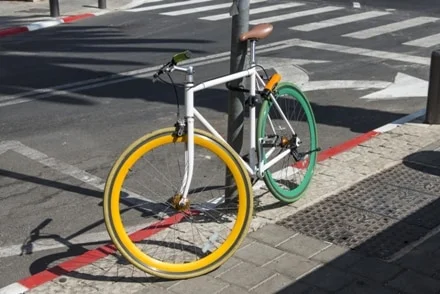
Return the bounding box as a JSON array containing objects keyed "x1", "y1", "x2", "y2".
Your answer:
[
  {"x1": 182, "y1": 67, "x2": 195, "y2": 201},
  {"x1": 249, "y1": 40, "x2": 257, "y2": 172}
]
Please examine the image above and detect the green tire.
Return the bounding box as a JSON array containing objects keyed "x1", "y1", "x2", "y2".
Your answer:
[{"x1": 257, "y1": 82, "x2": 318, "y2": 203}]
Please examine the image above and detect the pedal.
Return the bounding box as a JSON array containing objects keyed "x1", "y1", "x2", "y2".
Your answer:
[{"x1": 261, "y1": 135, "x2": 279, "y2": 147}]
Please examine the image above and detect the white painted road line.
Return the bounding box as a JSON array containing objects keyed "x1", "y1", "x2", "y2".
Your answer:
[
  {"x1": 343, "y1": 16, "x2": 439, "y2": 39},
  {"x1": 162, "y1": 0, "x2": 267, "y2": 16},
  {"x1": 200, "y1": 2, "x2": 305, "y2": 21},
  {"x1": 249, "y1": 6, "x2": 344, "y2": 25},
  {"x1": 0, "y1": 38, "x2": 431, "y2": 108},
  {"x1": 0, "y1": 141, "x2": 156, "y2": 205},
  {"x1": 127, "y1": 0, "x2": 214, "y2": 12},
  {"x1": 404, "y1": 32, "x2": 440, "y2": 48},
  {"x1": 292, "y1": 39, "x2": 430, "y2": 65},
  {"x1": 0, "y1": 224, "x2": 146, "y2": 258},
  {"x1": 119, "y1": 0, "x2": 163, "y2": 10},
  {"x1": 290, "y1": 11, "x2": 391, "y2": 31},
  {"x1": 374, "y1": 108, "x2": 426, "y2": 133}
]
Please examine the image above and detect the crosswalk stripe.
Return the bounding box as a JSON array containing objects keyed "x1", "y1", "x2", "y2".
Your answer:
[
  {"x1": 162, "y1": 0, "x2": 267, "y2": 16},
  {"x1": 343, "y1": 16, "x2": 439, "y2": 39},
  {"x1": 200, "y1": 2, "x2": 305, "y2": 21},
  {"x1": 290, "y1": 10, "x2": 391, "y2": 31},
  {"x1": 249, "y1": 6, "x2": 344, "y2": 25},
  {"x1": 404, "y1": 32, "x2": 440, "y2": 48},
  {"x1": 127, "y1": 0, "x2": 214, "y2": 12},
  {"x1": 294, "y1": 39, "x2": 430, "y2": 65}
]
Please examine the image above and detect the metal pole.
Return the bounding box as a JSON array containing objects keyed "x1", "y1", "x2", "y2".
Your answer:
[
  {"x1": 227, "y1": 0, "x2": 249, "y2": 153},
  {"x1": 99, "y1": 0, "x2": 107, "y2": 9},
  {"x1": 49, "y1": 0, "x2": 60, "y2": 17},
  {"x1": 225, "y1": 0, "x2": 249, "y2": 202},
  {"x1": 426, "y1": 50, "x2": 440, "y2": 124}
]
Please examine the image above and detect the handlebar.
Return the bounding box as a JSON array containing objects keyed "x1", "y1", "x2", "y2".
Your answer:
[{"x1": 153, "y1": 50, "x2": 192, "y2": 82}]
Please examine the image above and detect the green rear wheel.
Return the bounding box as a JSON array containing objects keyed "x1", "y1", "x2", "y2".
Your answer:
[{"x1": 257, "y1": 83, "x2": 318, "y2": 203}]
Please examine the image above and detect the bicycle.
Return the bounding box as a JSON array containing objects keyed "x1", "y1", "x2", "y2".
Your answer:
[{"x1": 103, "y1": 23, "x2": 319, "y2": 280}]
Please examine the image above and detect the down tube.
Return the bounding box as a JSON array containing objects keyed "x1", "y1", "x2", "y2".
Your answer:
[{"x1": 193, "y1": 109, "x2": 254, "y2": 176}]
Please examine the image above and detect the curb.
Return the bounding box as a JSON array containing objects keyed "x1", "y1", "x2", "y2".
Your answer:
[
  {"x1": 0, "y1": 108, "x2": 426, "y2": 294},
  {"x1": 0, "y1": 12, "x2": 103, "y2": 38}
]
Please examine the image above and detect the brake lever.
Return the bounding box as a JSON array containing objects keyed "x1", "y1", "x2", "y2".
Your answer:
[{"x1": 153, "y1": 62, "x2": 172, "y2": 83}]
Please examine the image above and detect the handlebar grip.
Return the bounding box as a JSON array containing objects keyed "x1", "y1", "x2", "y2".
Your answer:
[{"x1": 172, "y1": 50, "x2": 192, "y2": 65}]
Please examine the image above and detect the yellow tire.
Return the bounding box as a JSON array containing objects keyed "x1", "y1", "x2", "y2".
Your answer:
[{"x1": 103, "y1": 127, "x2": 253, "y2": 279}]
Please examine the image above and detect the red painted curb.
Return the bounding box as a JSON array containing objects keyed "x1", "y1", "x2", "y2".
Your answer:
[
  {"x1": 0, "y1": 26, "x2": 29, "y2": 38},
  {"x1": 317, "y1": 130, "x2": 379, "y2": 162},
  {"x1": 18, "y1": 213, "x2": 186, "y2": 289},
  {"x1": 0, "y1": 13, "x2": 97, "y2": 39},
  {"x1": 62, "y1": 13, "x2": 95, "y2": 23}
]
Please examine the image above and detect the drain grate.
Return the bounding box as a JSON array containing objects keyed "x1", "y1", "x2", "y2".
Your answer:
[{"x1": 277, "y1": 162, "x2": 440, "y2": 260}]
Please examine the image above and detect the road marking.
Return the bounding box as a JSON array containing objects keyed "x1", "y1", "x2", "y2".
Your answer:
[
  {"x1": 404, "y1": 32, "x2": 440, "y2": 48},
  {"x1": 343, "y1": 16, "x2": 439, "y2": 39},
  {"x1": 0, "y1": 38, "x2": 430, "y2": 108},
  {"x1": 162, "y1": 0, "x2": 266, "y2": 16},
  {"x1": 119, "y1": 0, "x2": 163, "y2": 10},
  {"x1": 200, "y1": 2, "x2": 305, "y2": 21},
  {"x1": 0, "y1": 141, "x2": 156, "y2": 206},
  {"x1": 127, "y1": 0, "x2": 214, "y2": 12},
  {"x1": 0, "y1": 224, "x2": 146, "y2": 258},
  {"x1": 290, "y1": 11, "x2": 390, "y2": 31},
  {"x1": 374, "y1": 108, "x2": 426, "y2": 133},
  {"x1": 249, "y1": 6, "x2": 344, "y2": 25},
  {"x1": 0, "y1": 38, "x2": 301, "y2": 108},
  {"x1": 361, "y1": 72, "x2": 428, "y2": 99},
  {"x1": 292, "y1": 39, "x2": 430, "y2": 65},
  {"x1": 302, "y1": 80, "x2": 391, "y2": 91}
]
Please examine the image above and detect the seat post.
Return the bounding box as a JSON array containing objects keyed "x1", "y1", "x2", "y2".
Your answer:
[{"x1": 250, "y1": 40, "x2": 257, "y2": 66}]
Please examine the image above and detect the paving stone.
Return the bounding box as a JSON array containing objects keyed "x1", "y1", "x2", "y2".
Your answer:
[
  {"x1": 235, "y1": 241, "x2": 284, "y2": 266},
  {"x1": 396, "y1": 248, "x2": 440, "y2": 277},
  {"x1": 215, "y1": 284, "x2": 248, "y2": 294},
  {"x1": 387, "y1": 269, "x2": 440, "y2": 294},
  {"x1": 277, "y1": 281, "x2": 330, "y2": 294},
  {"x1": 28, "y1": 281, "x2": 71, "y2": 294},
  {"x1": 263, "y1": 252, "x2": 321, "y2": 278},
  {"x1": 348, "y1": 257, "x2": 403, "y2": 282},
  {"x1": 300, "y1": 265, "x2": 355, "y2": 292},
  {"x1": 53, "y1": 276, "x2": 100, "y2": 293},
  {"x1": 96, "y1": 280, "x2": 149, "y2": 294},
  {"x1": 137, "y1": 284, "x2": 173, "y2": 294},
  {"x1": 247, "y1": 224, "x2": 298, "y2": 246},
  {"x1": 249, "y1": 273, "x2": 294, "y2": 293},
  {"x1": 217, "y1": 261, "x2": 274, "y2": 289},
  {"x1": 311, "y1": 245, "x2": 363, "y2": 269},
  {"x1": 149, "y1": 277, "x2": 183, "y2": 290},
  {"x1": 276, "y1": 233, "x2": 330, "y2": 258},
  {"x1": 168, "y1": 275, "x2": 229, "y2": 294},
  {"x1": 337, "y1": 278, "x2": 399, "y2": 294},
  {"x1": 208, "y1": 257, "x2": 243, "y2": 278}
]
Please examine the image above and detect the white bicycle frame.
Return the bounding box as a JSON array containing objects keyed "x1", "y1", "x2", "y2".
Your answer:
[{"x1": 172, "y1": 42, "x2": 297, "y2": 203}]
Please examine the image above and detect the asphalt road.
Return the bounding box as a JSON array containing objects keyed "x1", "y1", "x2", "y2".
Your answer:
[{"x1": 0, "y1": 0, "x2": 438, "y2": 288}]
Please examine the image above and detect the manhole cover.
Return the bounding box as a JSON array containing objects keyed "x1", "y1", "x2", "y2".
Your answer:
[{"x1": 277, "y1": 163, "x2": 440, "y2": 260}]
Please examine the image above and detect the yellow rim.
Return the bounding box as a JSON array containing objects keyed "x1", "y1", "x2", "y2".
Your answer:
[{"x1": 105, "y1": 129, "x2": 250, "y2": 275}]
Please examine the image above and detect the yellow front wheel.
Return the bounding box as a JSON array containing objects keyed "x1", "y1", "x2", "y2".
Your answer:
[{"x1": 103, "y1": 127, "x2": 253, "y2": 279}]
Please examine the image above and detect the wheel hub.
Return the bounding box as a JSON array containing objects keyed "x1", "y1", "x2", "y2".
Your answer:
[{"x1": 169, "y1": 194, "x2": 190, "y2": 211}]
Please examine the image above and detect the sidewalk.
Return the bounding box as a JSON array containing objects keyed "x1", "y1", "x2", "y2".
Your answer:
[
  {"x1": 0, "y1": 0, "x2": 140, "y2": 31},
  {"x1": 6, "y1": 113, "x2": 440, "y2": 294}
]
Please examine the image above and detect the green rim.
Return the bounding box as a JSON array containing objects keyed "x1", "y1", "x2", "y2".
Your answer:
[{"x1": 257, "y1": 82, "x2": 318, "y2": 203}]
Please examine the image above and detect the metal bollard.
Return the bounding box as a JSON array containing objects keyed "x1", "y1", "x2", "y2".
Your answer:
[
  {"x1": 99, "y1": 0, "x2": 107, "y2": 9},
  {"x1": 425, "y1": 50, "x2": 440, "y2": 124},
  {"x1": 49, "y1": 0, "x2": 60, "y2": 17}
]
